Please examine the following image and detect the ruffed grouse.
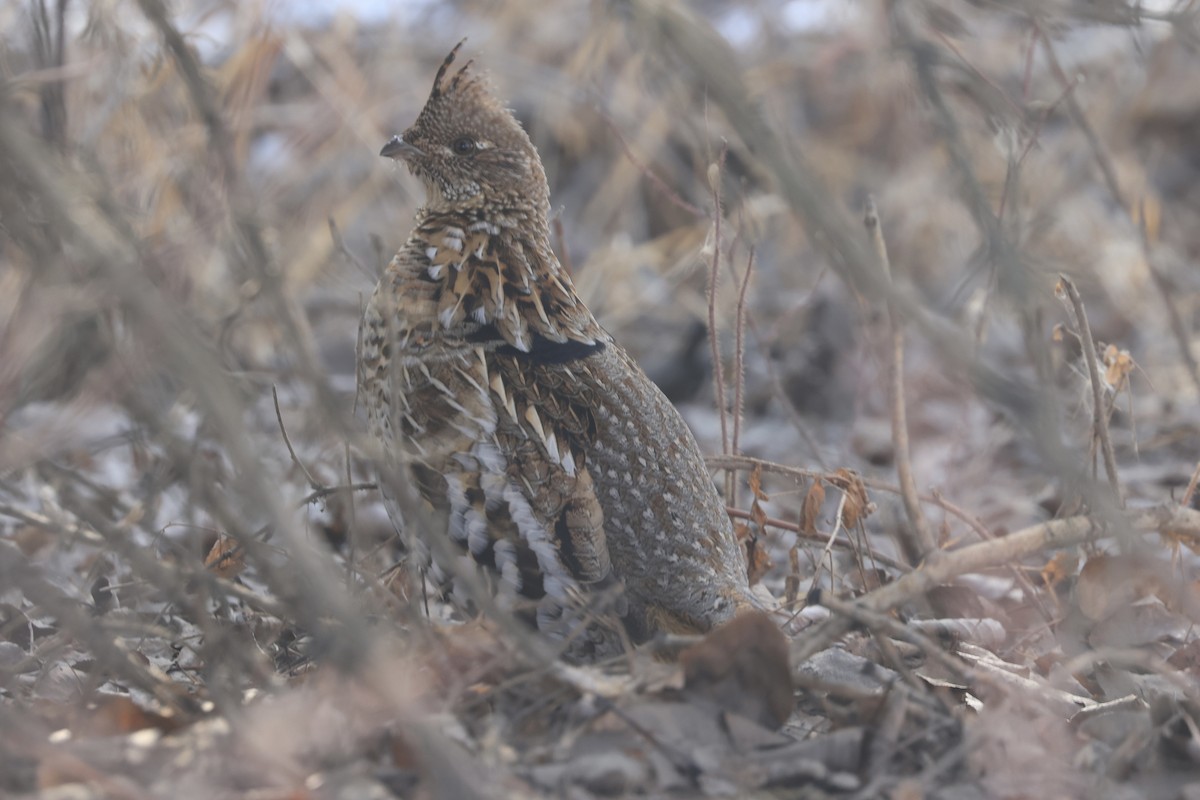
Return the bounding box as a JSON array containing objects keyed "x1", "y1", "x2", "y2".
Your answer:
[{"x1": 360, "y1": 43, "x2": 757, "y2": 654}]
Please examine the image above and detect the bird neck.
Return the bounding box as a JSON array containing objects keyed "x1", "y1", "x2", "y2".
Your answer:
[{"x1": 416, "y1": 200, "x2": 551, "y2": 246}]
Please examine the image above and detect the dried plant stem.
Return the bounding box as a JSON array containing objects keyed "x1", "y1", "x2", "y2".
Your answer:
[
  {"x1": 807, "y1": 491, "x2": 848, "y2": 599},
  {"x1": 1067, "y1": 695, "x2": 1146, "y2": 730},
  {"x1": 273, "y1": 384, "x2": 322, "y2": 491},
  {"x1": 1059, "y1": 277, "x2": 1122, "y2": 505},
  {"x1": 724, "y1": 506, "x2": 908, "y2": 573},
  {"x1": 706, "y1": 145, "x2": 732, "y2": 499},
  {"x1": 1036, "y1": 27, "x2": 1125, "y2": 210},
  {"x1": 731, "y1": 247, "x2": 754, "y2": 457},
  {"x1": 866, "y1": 196, "x2": 934, "y2": 563},
  {"x1": 710, "y1": 453, "x2": 979, "y2": 541}
]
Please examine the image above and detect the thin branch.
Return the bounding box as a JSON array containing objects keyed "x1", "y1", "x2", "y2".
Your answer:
[
  {"x1": 731, "y1": 246, "x2": 754, "y2": 458},
  {"x1": 706, "y1": 143, "x2": 730, "y2": 461},
  {"x1": 866, "y1": 195, "x2": 934, "y2": 563},
  {"x1": 814, "y1": 590, "x2": 972, "y2": 684},
  {"x1": 1059, "y1": 277, "x2": 1122, "y2": 505},
  {"x1": 725, "y1": 507, "x2": 908, "y2": 573},
  {"x1": 272, "y1": 384, "x2": 323, "y2": 491}
]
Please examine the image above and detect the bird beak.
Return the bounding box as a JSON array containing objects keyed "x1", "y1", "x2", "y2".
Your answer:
[{"x1": 380, "y1": 134, "x2": 422, "y2": 160}]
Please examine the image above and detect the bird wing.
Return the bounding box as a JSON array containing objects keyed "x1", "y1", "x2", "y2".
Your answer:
[{"x1": 483, "y1": 348, "x2": 612, "y2": 587}]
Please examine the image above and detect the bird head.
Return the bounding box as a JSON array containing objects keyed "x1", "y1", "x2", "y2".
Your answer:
[{"x1": 382, "y1": 42, "x2": 550, "y2": 216}]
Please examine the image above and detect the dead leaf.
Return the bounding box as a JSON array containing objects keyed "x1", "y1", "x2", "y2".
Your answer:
[
  {"x1": 1076, "y1": 554, "x2": 1164, "y2": 621},
  {"x1": 831, "y1": 468, "x2": 872, "y2": 529},
  {"x1": 1041, "y1": 551, "x2": 1079, "y2": 591},
  {"x1": 800, "y1": 480, "x2": 825, "y2": 536},
  {"x1": 743, "y1": 526, "x2": 773, "y2": 587},
  {"x1": 204, "y1": 535, "x2": 245, "y2": 580},
  {"x1": 680, "y1": 611, "x2": 793, "y2": 729},
  {"x1": 748, "y1": 464, "x2": 769, "y2": 531},
  {"x1": 1103, "y1": 344, "x2": 1135, "y2": 392}
]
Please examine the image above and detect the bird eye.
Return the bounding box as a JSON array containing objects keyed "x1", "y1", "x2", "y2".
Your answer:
[{"x1": 451, "y1": 137, "x2": 477, "y2": 155}]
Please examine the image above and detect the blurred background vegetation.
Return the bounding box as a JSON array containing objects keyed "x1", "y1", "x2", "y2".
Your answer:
[{"x1": 1, "y1": 0, "x2": 1199, "y2": 796}]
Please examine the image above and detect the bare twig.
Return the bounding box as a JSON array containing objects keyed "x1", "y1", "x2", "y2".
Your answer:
[
  {"x1": 1035, "y1": 27, "x2": 1126, "y2": 208},
  {"x1": 807, "y1": 490, "x2": 848, "y2": 599},
  {"x1": 272, "y1": 384, "x2": 323, "y2": 491},
  {"x1": 731, "y1": 247, "x2": 754, "y2": 458},
  {"x1": 1058, "y1": 277, "x2": 1122, "y2": 505},
  {"x1": 329, "y1": 217, "x2": 368, "y2": 276},
  {"x1": 725, "y1": 507, "x2": 908, "y2": 573},
  {"x1": 710, "y1": 454, "x2": 984, "y2": 547},
  {"x1": 134, "y1": 0, "x2": 235, "y2": 179},
  {"x1": 866, "y1": 196, "x2": 934, "y2": 563},
  {"x1": 706, "y1": 143, "x2": 730, "y2": 467}
]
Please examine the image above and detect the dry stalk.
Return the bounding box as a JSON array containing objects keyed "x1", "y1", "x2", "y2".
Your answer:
[
  {"x1": 806, "y1": 490, "x2": 848, "y2": 599},
  {"x1": 866, "y1": 196, "x2": 934, "y2": 563},
  {"x1": 552, "y1": 216, "x2": 574, "y2": 277},
  {"x1": 725, "y1": 506, "x2": 908, "y2": 573},
  {"x1": 272, "y1": 384, "x2": 323, "y2": 491},
  {"x1": 704, "y1": 143, "x2": 735, "y2": 505},
  {"x1": 710, "y1": 454, "x2": 982, "y2": 545},
  {"x1": 1059, "y1": 276, "x2": 1123, "y2": 505},
  {"x1": 136, "y1": 0, "x2": 331, "y2": 401},
  {"x1": 731, "y1": 247, "x2": 754, "y2": 458}
]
